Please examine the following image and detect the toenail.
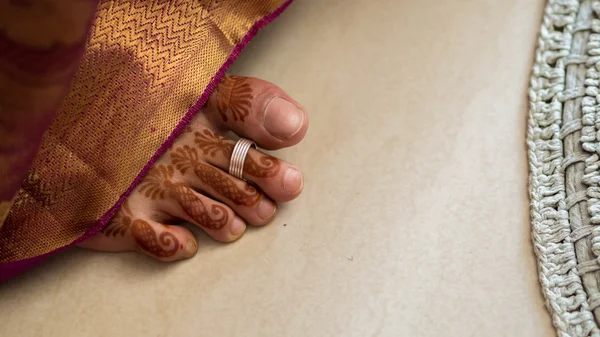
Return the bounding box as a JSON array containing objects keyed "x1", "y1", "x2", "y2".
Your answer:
[
  {"x1": 185, "y1": 240, "x2": 197, "y2": 257},
  {"x1": 283, "y1": 167, "x2": 303, "y2": 195},
  {"x1": 230, "y1": 216, "x2": 246, "y2": 237},
  {"x1": 257, "y1": 197, "x2": 277, "y2": 220},
  {"x1": 263, "y1": 97, "x2": 304, "y2": 140}
]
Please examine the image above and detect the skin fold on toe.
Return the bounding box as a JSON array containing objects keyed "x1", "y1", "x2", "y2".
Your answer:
[{"x1": 77, "y1": 75, "x2": 308, "y2": 261}]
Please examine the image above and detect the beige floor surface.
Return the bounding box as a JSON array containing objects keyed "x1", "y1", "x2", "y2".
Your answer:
[{"x1": 0, "y1": 1, "x2": 556, "y2": 336}]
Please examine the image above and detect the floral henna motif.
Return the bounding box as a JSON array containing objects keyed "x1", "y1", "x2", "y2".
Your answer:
[
  {"x1": 171, "y1": 145, "x2": 261, "y2": 206},
  {"x1": 103, "y1": 200, "x2": 133, "y2": 237},
  {"x1": 210, "y1": 75, "x2": 253, "y2": 122},
  {"x1": 130, "y1": 219, "x2": 179, "y2": 258},
  {"x1": 171, "y1": 145, "x2": 200, "y2": 174},
  {"x1": 194, "y1": 129, "x2": 280, "y2": 178},
  {"x1": 138, "y1": 165, "x2": 174, "y2": 200},
  {"x1": 194, "y1": 129, "x2": 232, "y2": 157}
]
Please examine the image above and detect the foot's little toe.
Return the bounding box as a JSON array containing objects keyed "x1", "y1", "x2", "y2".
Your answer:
[
  {"x1": 130, "y1": 219, "x2": 197, "y2": 261},
  {"x1": 79, "y1": 217, "x2": 197, "y2": 262},
  {"x1": 205, "y1": 75, "x2": 308, "y2": 150}
]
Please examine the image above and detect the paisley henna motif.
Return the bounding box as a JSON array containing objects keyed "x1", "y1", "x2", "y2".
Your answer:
[
  {"x1": 242, "y1": 153, "x2": 280, "y2": 178},
  {"x1": 130, "y1": 219, "x2": 179, "y2": 258},
  {"x1": 168, "y1": 181, "x2": 228, "y2": 230},
  {"x1": 193, "y1": 162, "x2": 261, "y2": 206}
]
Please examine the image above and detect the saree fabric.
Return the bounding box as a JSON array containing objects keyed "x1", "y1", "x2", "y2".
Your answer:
[{"x1": 0, "y1": 0, "x2": 291, "y2": 281}]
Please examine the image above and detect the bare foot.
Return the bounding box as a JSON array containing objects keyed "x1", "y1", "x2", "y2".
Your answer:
[{"x1": 77, "y1": 75, "x2": 308, "y2": 261}]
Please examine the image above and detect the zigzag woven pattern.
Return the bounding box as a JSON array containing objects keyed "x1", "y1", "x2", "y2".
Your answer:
[{"x1": 0, "y1": 0, "x2": 287, "y2": 263}]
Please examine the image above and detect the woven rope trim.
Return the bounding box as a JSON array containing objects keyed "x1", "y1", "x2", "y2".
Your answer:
[{"x1": 528, "y1": 0, "x2": 600, "y2": 336}]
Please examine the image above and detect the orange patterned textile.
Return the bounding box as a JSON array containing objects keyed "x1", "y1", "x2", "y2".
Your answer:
[{"x1": 0, "y1": 0, "x2": 291, "y2": 280}]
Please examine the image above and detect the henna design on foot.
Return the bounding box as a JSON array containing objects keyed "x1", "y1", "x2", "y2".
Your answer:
[
  {"x1": 168, "y1": 182, "x2": 229, "y2": 230},
  {"x1": 171, "y1": 145, "x2": 200, "y2": 175},
  {"x1": 138, "y1": 163, "x2": 228, "y2": 229},
  {"x1": 130, "y1": 219, "x2": 179, "y2": 258},
  {"x1": 193, "y1": 163, "x2": 261, "y2": 206},
  {"x1": 194, "y1": 129, "x2": 280, "y2": 178},
  {"x1": 103, "y1": 200, "x2": 133, "y2": 237},
  {"x1": 171, "y1": 145, "x2": 261, "y2": 206},
  {"x1": 210, "y1": 75, "x2": 253, "y2": 122},
  {"x1": 138, "y1": 165, "x2": 174, "y2": 200},
  {"x1": 194, "y1": 129, "x2": 231, "y2": 157},
  {"x1": 242, "y1": 154, "x2": 280, "y2": 179}
]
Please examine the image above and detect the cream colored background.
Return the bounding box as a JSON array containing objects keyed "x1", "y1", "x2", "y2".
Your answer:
[{"x1": 0, "y1": 0, "x2": 555, "y2": 336}]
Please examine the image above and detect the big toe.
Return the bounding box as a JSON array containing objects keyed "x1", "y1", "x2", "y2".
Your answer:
[
  {"x1": 205, "y1": 75, "x2": 308, "y2": 150},
  {"x1": 262, "y1": 96, "x2": 305, "y2": 141}
]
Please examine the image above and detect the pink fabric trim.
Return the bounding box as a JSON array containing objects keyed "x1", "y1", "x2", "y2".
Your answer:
[{"x1": 0, "y1": 0, "x2": 293, "y2": 282}]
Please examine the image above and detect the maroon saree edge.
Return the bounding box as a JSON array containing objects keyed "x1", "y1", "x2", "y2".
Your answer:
[{"x1": 0, "y1": 0, "x2": 293, "y2": 282}]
